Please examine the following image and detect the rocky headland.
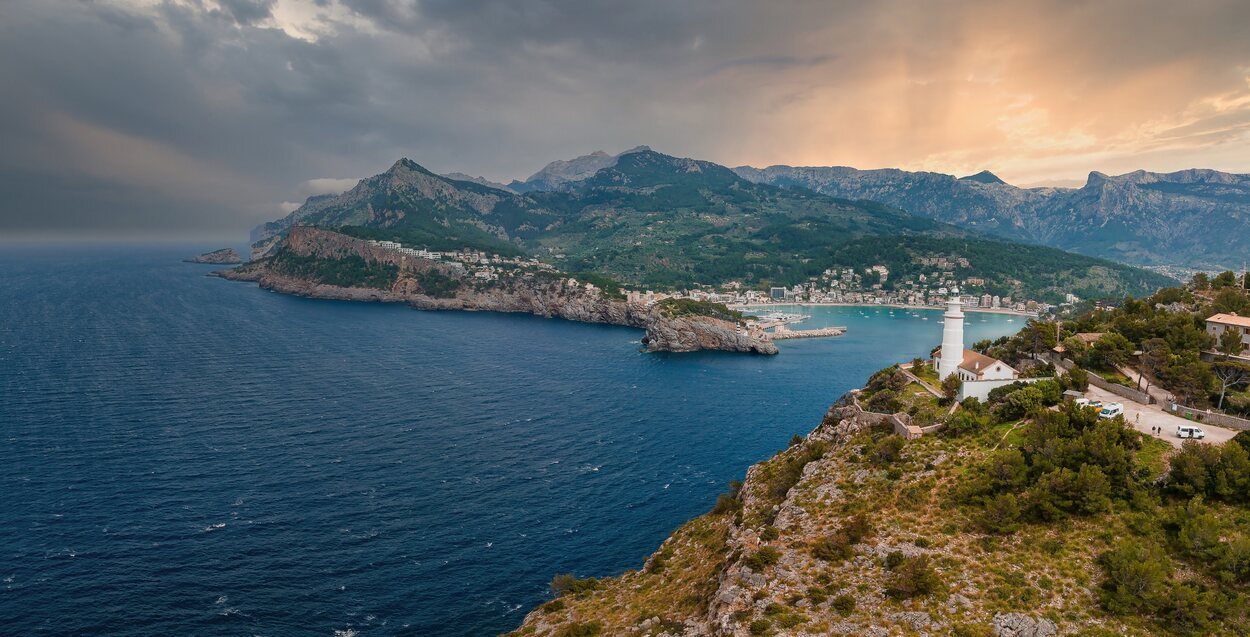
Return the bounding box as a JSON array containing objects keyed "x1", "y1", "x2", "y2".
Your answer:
[
  {"x1": 508, "y1": 366, "x2": 1248, "y2": 636},
  {"x1": 185, "y1": 248, "x2": 242, "y2": 264},
  {"x1": 216, "y1": 227, "x2": 777, "y2": 355}
]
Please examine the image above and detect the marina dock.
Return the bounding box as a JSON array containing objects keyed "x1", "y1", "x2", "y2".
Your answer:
[{"x1": 767, "y1": 325, "x2": 848, "y2": 340}]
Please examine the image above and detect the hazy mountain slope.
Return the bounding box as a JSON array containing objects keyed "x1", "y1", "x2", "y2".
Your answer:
[
  {"x1": 508, "y1": 146, "x2": 652, "y2": 192},
  {"x1": 735, "y1": 164, "x2": 1250, "y2": 269},
  {"x1": 251, "y1": 149, "x2": 1174, "y2": 298}
]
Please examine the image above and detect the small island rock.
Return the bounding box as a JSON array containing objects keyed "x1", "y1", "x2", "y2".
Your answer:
[{"x1": 185, "y1": 248, "x2": 243, "y2": 264}]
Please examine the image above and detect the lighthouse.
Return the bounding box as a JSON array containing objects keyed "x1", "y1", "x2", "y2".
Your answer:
[{"x1": 938, "y1": 287, "x2": 965, "y2": 380}]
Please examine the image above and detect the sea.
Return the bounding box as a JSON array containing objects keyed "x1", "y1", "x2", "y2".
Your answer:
[{"x1": 0, "y1": 244, "x2": 1022, "y2": 636}]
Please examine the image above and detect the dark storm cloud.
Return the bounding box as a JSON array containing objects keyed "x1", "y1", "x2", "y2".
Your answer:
[
  {"x1": 1, "y1": 0, "x2": 1249, "y2": 239},
  {"x1": 216, "y1": 0, "x2": 278, "y2": 25}
]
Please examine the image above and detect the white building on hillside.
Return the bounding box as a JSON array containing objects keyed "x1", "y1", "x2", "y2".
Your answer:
[
  {"x1": 1207, "y1": 313, "x2": 1250, "y2": 351},
  {"x1": 931, "y1": 288, "x2": 1030, "y2": 401}
]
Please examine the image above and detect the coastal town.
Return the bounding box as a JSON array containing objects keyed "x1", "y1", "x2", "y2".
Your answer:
[{"x1": 365, "y1": 238, "x2": 1062, "y2": 317}]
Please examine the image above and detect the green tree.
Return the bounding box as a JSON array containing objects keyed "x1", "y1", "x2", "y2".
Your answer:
[
  {"x1": 1167, "y1": 441, "x2": 1222, "y2": 498},
  {"x1": 941, "y1": 374, "x2": 963, "y2": 403},
  {"x1": 1213, "y1": 361, "x2": 1250, "y2": 410},
  {"x1": 1218, "y1": 327, "x2": 1247, "y2": 359},
  {"x1": 1175, "y1": 498, "x2": 1223, "y2": 561},
  {"x1": 1022, "y1": 319, "x2": 1059, "y2": 355},
  {"x1": 1060, "y1": 335, "x2": 1089, "y2": 362},
  {"x1": 997, "y1": 386, "x2": 1044, "y2": 420},
  {"x1": 1161, "y1": 584, "x2": 1216, "y2": 634},
  {"x1": 1212, "y1": 288, "x2": 1250, "y2": 314},
  {"x1": 1139, "y1": 338, "x2": 1171, "y2": 382},
  {"x1": 1098, "y1": 538, "x2": 1172, "y2": 614},
  {"x1": 1161, "y1": 353, "x2": 1215, "y2": 405},
  {"x1": 1213, "y1": 270, "x2": 1238, "y2": 288},
  {"x1": 978, "y1": 493, "x2": 1022, "y2": 534},
  {"x1": 1191, "y1": 272, "x2": 1210, "y2": 290},
  {"x1": 1066, "y1": 367, "x2": 1089, "y2": 391},
  {"x1": 1089, "y1": 332, "x2": 1133, "y2": 370},
  {"x1": 1074, "y1": 464, "x2": 1113, "y2": 514}
]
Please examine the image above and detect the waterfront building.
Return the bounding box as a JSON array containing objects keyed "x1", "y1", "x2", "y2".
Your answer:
[
  {"x1": 931, "y1": 287, "x2": 1028, "y2": 400},
  {"x1": 936, "y1": 289, "x2": 966, "y2": 380}
]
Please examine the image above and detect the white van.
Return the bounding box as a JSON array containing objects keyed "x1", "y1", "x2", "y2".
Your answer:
[
  {"x1": 1098, "y1": 403, "x2": 1124, "y2": 419},
  {"x1": 1177, "y1": 425, "x2": 1206, "y2": 439}
]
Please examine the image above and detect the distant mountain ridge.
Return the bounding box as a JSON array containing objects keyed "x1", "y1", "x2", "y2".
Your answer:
[
  {"x1": 252, "y1": 148, "x2": 1174, "y2": 301},
  {"x1": 733, "y1": 164, "x2": 1250, "y2": 270},
  {"x1": 507, "y1": 145, "x2": 652, "y2": 192}
]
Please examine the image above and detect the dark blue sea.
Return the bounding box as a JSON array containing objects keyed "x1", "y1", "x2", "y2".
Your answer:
[{"x1": 0, "y1": 245, "x2": 1021, "y2": 636}]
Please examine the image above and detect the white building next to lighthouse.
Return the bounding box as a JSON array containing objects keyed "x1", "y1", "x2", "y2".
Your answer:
[{"x1": 930, "y1": 288, "x2": 1026, "y2": 401}]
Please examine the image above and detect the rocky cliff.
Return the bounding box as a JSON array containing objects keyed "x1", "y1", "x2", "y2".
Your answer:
[
  {"x1": 506, "y1": 391, "x2": 1176, "y2": 636},
  {"x1": 735, "y1": 164, "x2": 1250, "y2": 270},
  {"x1": 184, "y1": 248, "x2": 242, "y2": 264},
  {"x1": 218, "y1": 227, "x2": 777, "y2": 356}
]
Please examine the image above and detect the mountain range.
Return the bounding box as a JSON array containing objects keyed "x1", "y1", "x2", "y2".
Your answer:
[
  {"x1": 734, "y1": 164, "x2": 1250, "y2": 271},
  {"x1": 252, "y1": 148, "x2": 1175, "y2": 302}
]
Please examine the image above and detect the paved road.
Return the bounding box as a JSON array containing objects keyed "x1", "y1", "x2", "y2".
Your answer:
[{"x1": 1084, "y1": 385, "x2": 1239, "y2": 448}]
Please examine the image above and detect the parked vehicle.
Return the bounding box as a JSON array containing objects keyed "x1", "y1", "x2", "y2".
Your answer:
[
  {"x1": 1098, "y1": 403, "x2": 1124, "y2": 419},
  {"x1": 1177, "y1": 425, "x2": 1206, "y2": 439}
]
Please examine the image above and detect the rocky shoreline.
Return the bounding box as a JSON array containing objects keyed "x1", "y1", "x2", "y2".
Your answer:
[{"x1": 214, "y1": 227, "x2": 777, "y2": 356}]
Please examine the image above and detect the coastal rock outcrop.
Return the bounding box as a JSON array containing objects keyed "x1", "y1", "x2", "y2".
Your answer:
[
  {"x1": 217, "y1": 227, "x2": 776, "y2": 356},
  {"x1": 641, "y1": 315, "x2": 777, "y2": 355},
  {"x1": 185, "y1": 248, "x2": 242, "y2": 264}
]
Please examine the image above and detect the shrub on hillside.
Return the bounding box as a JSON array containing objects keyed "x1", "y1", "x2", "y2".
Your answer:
[
  {"x1": 550, "y1": 573, "x2": 603, "y2": 597},
  {"x1": 867, "y1": 435, "x2": 905, "y2": 466},
  {"x1": 743, "y1": 546, "x2": 780, "y2": 571},
  {"x1": 884, "y1": 555, "x2": 943, "y2": 599}
]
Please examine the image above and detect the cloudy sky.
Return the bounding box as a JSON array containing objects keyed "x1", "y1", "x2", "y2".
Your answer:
[{"x1": 3, "y1": 0, "x2": 1250, "y2": 240}]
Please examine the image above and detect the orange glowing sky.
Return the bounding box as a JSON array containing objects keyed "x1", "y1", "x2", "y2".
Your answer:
[
  {"x1": 3, "y1": 0, "x2": 1250, "y2": 236},
  {"x1": 684, "y1": 1, "x2": 1250, "y2": 186}
]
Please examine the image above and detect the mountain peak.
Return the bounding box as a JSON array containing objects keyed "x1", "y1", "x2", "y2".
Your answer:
[
  {"x1": 388, "y1": 157, "x2": 429, "y2": 174},
  {"x1": 1084, "y1": 171, "x2": 1111, "y2": 188},
  {"x1": 517, "y1": 146, "x2": 655, "y2": 191},
  {"x1": 958, "y1": 170, "x2": 1007, "y2": 185}
]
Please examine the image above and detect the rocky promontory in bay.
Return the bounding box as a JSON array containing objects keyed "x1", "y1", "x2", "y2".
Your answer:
[
  {"x1": 216, "y1": 227, "x2": 777, "y2": 355},
  {"x1": 185, "y1": 248, "x2": 242, "y2": 264}
]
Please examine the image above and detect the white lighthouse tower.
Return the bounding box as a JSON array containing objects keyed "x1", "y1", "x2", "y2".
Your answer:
[{"x1": 938, "y1": 287, "x2": 965, "y2": 380}]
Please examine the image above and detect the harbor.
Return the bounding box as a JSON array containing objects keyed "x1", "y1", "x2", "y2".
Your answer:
[
  {"x1": 746, "y1": 309, "x2": 848, "y2": 341},
  {"x1": 768, "y1": 324, "x2": 848, "y2": 340}
]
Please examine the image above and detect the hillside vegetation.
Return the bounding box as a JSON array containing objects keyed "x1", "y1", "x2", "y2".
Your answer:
[
  {"x1": 511, "y1": 280, "x2": 1250, "y2": 636},
  {"x1": 253, "y1": 149, "x2": 1172, "y2": 300}
]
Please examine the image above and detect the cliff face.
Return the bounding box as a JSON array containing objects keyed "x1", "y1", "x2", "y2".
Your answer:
[
  {"x1": 218, "y1": 227, "x2": 777, "y2": 356},
  {"x1": 735, "y1": 164, "x2": 1250, "y2": 269},
  {"x1": 507, "y1": 393, "x2": 1143, "y2": 637}
]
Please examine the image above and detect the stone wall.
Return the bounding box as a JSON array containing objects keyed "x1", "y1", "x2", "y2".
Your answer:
[
  {"x1": 1046, "y1": 353, "x2": 1154, "y2": 405},
  {"x1": 1164, "y1": 401, "x2": 1250, "y2": 431},
  {"x1": 959, "y1": 377, "x2": 1050, "y2": 402}
]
